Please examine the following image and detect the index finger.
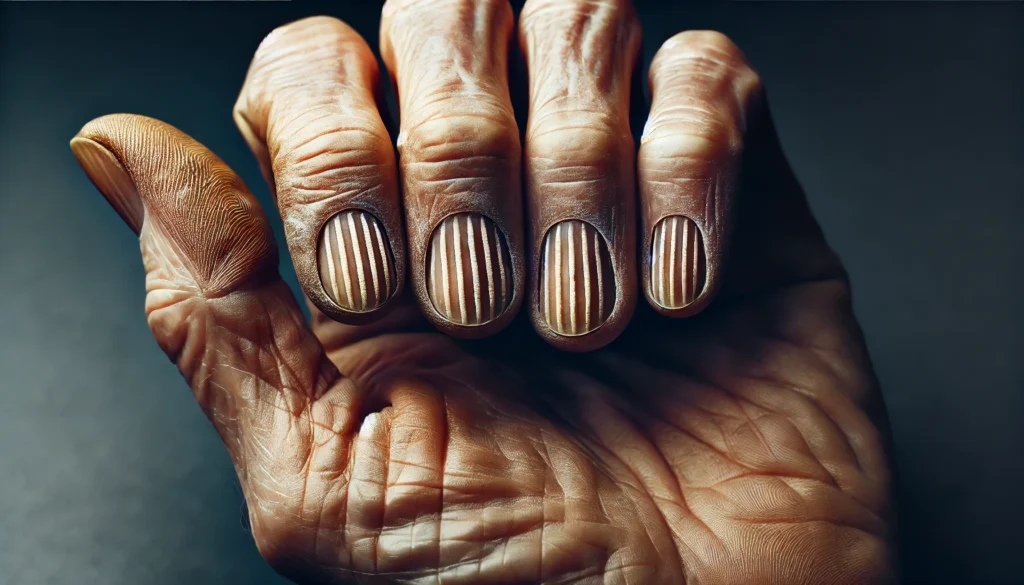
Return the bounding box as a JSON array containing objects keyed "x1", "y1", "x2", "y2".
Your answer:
[{"x1": 234, "y1": 17, "x2": 404, "y2": 323}]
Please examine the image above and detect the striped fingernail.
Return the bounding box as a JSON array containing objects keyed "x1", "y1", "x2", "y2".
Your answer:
[
  {"x1": 539, "y1": 220, "x2": 615, "y2": 336},
  {"x1": 317, "y1": 210, "x2": 396, "y2": 313},
  {"x1": 70, "y1": 137, "x2": 144, "y2": 233},
  {"x1": 427, "y1": 213, "x2": 513, "y2": 326},
  {"x1": 649, "y1": 216, "x2": 706, "y2": 310}
]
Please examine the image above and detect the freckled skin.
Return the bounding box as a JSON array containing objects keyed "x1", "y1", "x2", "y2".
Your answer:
[{"x1": 70, "y1": 3, "x2": 896, "y2": 584}]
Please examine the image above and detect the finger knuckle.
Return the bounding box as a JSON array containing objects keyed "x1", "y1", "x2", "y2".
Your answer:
[
  {"x1": 652, "y1": 30, "x2": 759, "y2": 89},
  {"x1": 254, "y1": 16, "x2": 351, "y2": 64},
  {"x1": 240, "y1": 16, "x2": 374, "y2": 123},
  {"x1": 521, "y1": 0, "x2": 636, "y2": 27},
  {"x1": 527, "y1": 119, "x2": 631, "y2": 177},
  {"x1": 247, "y1": 16, "x2": 368, "y2": 91},
  {"x1": 642, "y1": 108, "x2": 742, "y2": 164},
  {"x1": 400, "y1": 108, "x2": 520, "y2": 170},
  {"x1": 385, "y1": 0, "x2": 511, "y2": 29},
  {"x1": 273, "y1": 112, "x2": 394, "y2": 206},
  {"x1": 643, "y1": 31, "x2": 763, "y2": 164},
  {"x1": 658, "y1": 30, "x2": 744, "y2": 64}
]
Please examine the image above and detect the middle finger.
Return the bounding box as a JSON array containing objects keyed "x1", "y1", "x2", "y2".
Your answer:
[{"x1": 381, "y1": 0, "x2": 525, "y2": 336}]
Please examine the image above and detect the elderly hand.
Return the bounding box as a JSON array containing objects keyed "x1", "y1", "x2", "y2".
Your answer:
[{"x1": 70, "y1": 2, "x2": 894, "y2": 583}]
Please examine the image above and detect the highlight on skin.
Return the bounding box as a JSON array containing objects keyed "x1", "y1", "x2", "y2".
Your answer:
[
  {"x1": 539, "y1": 219, "x2": 616, "y2": 336},
  {"x1": 426, "y1": 213, "x2": 514, "y2": 326},
  {"x1": 649, "y1": 215, "x2": 707, "y2": 310},
  {"x1": 70, "y1": 137, "x2": 144, "y2": 234},
  {"x1": 316, "y1": 209, "x2": 396, "y2": 313}
]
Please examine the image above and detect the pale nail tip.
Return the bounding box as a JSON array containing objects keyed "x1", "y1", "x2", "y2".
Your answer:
[
  {"x1": 540, "y1": 219, "x2": 615, "y2": 337},
  {"x1": 549, "y1": 321, "x2": 607, "y2": 337},
  {"x1": 70, "y1": 137, "x2": 144, "y2": 232},
  {"x1": 316, "y1": 209, "x2": 396, "y2": 313},
  {"x1": 651, "y1": 295, "x2": 699, "y2": 311},
  {"x1": 427, "y1": 213, "x2": 513, "y2": 326},
  {"x1": 649, "y1": 215, "x2": 707, "y2": 311}
]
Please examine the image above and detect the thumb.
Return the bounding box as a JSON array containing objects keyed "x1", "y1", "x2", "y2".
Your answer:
[{"x1": 69, "y1": 114, "x2": 349, "y2": 480}]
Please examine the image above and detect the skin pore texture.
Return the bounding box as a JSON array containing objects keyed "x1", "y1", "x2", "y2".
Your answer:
[{"x1": 69, "y1": 1, "x2": 896, "y2": 583}]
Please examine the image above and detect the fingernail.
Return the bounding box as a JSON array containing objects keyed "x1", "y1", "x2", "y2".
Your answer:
[
  {"x1": 317, "y1": 210, "x2": 396, "y2": 312},
  {"x1": 70, "y1": 137, "x2": 144, "y2": 233},
  {"x1": 650, "y1": 216, "x2": 706, "y2": 309},
  {"x1": 427, "y1": 213, "x2": 513, "y2": 326},
  {"x1": 540, "y1": 220, "x2": 615, "y2": 336}
]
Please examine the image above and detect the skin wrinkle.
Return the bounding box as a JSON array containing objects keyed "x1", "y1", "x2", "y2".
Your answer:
[
  {"x1": 630, "y1": 337, "x2": 833, "y2": 433},
  {"x1": 620, "y1": 321, "x2": 884, "y2": 511},
  {"x1": 435, "y1": 394, "x2": 450, "y2": 578},
  {"x1": 648, "y1": 409, "x2": 788, "y2": 488},
  {"x1": 725, "y1": 374, "x2": 883, "y2": 510},
  {"x1": 729, "y1": 374, "x2": 866, "y2": 478},
  {"x1": 269, "y1": 106, "x2": 383, "y2": 144},
  {"x1": 705, "y1": 482, "x2": 884, "y2": 537},
  {"x1": 401, "y1": 117, "x2": 518, "y2": 165},
  {"x1": 529, "y1": 106, "x2": 627, "y2": 136},
  {"x1": 577, "y1": 344, "x2": 880, "y2": 569},
  {"x1": 581, "y1": 424, "x2": 692, "y2": 581}
]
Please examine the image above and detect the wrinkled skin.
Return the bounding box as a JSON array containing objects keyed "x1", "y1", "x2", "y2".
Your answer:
[{"x1": 70, "y1": 2, "x2": 895, "y2": 584}]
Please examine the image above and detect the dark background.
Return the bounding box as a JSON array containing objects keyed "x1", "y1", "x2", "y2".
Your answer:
[{"x1": 1, "y1": 2, "x2": 1021, "y2": 584}]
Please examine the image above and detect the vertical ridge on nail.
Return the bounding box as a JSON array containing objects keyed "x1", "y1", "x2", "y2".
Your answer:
[
  {"x1": 480, "y1": 216, "x2": 496, "y2": 319},
  {"x1": 427, "y1": 213, "x2": 513, "y2": 325},
  {"x1": 453, "y1": 216, "x2": 468, "y2": 321},
  {"x1": 317, "y1": 209, "x2": 396, "y2": 313},
  {"x1": 348, "y1": 213, "x2": 368, "y2": 309},
  {"x1": 554, "y1": 223, "x2": 563, "y2": 333},
  {"x1": 650, "y1": 215, "x2": 706, "y2": 310},
  {"x1": 540, "y1": 220, "x2": 615, "y2": 336},
  {"x1": 70, "y1": 138, "x2": 145, "y2": 233},
  {"x1": 360, "y1": 213, "x2": 380, "y2": 302},
  {"x1": 439, "y1": 221, "x2": 452, "y2": 318}
]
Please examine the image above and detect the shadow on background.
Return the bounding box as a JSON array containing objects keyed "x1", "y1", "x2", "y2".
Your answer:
[{"x1": 0, "y1": 2, "x2": 1021, "y2": 584}]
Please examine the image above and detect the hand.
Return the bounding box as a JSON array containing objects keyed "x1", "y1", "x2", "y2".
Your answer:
[{"x1": 70, "y1": 2, "x2": 894, "y2": 583}]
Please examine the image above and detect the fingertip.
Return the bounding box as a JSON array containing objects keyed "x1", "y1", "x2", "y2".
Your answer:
[
  {"x1": 534, "y1": 289, "x2": 636, "y2": 353},
  {"x1": 73, "y1": 113, "x2": 279, "y2": 296}
]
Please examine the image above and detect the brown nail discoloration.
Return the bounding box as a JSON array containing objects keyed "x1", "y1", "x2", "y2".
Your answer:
[
  {"x1": 70, "y1": 137, "x2": 144, "y2": 233},
  {"x1": 317, "y1": 210, "x2": 396, "y2": 313},
  {"x1": 650, "y1": 216, "x2": 706, "y2": 310},
  {"x1": 427, "y1": 213, "x2": 513, "y2": 326},
  {"x1": 540, "y1": 220, "x2": 615, "y2": 336}
]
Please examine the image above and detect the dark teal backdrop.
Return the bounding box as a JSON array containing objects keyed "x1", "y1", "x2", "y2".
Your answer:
[{"x1": 0, "y1": 2, "x2": 1021, "y2": 584}]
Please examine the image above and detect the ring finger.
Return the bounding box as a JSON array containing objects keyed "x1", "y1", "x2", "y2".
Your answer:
[{"x1": 520, "y1": 0, "x2": 642, "y2": 351}]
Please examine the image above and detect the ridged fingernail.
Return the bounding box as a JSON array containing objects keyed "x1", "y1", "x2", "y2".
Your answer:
[
  {"x1": 540, "y1": 220, "x2": 615, "y2": 336},
  {"x1": 70, "y1": 137, "x2": 144, "y2": 233},
  {"x1": 650, "y1": 216, "x2": 706, "y2": 309},
  {"x1": 317, "y1": 210, "x2": 396, "y2": 312},
  {"x1": 427, "y1": 213, "x2": 513, "y2": 326}
]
